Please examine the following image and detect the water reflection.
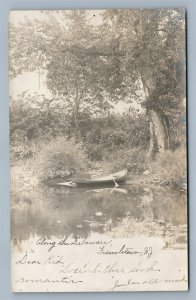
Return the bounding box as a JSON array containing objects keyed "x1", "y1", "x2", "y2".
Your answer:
[{"x1": 11, "y1": 183, "x2": 187, "y2": 248}]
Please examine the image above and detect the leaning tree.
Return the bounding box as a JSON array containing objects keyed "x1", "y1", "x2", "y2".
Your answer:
[{"x1": 100, "y1": 9, "x2": 186, "y2": 157}]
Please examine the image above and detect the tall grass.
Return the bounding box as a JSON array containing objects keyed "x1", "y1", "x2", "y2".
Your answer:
[{"x1": 149, "y1": 148, "x2": 187, "y2": 186}]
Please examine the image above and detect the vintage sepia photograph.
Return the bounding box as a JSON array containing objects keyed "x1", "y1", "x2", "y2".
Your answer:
[{"x1": 9, "y1": 9, "x2": 188, "y2": 292}]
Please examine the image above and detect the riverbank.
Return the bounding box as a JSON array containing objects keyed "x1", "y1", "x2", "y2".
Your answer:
[{"x1": 11, "y1": 156, "x2": 187, "y2": 192}]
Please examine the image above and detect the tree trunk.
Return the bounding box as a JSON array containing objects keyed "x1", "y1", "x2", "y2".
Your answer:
[
  {"x1": 147, "y1": 121, "x2": 158, "y2": 159},
  {"x1": 149, "y1": 109, "x2": 170, "y2": 153},
  {"x1": 141, "y1": 78, "x2": 170, "y2": 158}
]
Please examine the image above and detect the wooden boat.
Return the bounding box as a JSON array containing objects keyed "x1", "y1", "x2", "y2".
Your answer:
[{"x1": 56, "y1": 169, "x2": 128, "y2": 187}]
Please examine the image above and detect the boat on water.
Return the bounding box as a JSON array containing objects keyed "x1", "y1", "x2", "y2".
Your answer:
[{"x1": 55, "y1": 168, "x2": 128, "y2": 187}]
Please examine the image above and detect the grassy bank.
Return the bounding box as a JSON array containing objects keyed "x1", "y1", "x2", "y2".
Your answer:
[{"x1": 107, "y1": 215, "x2": 187, "y2": 249}]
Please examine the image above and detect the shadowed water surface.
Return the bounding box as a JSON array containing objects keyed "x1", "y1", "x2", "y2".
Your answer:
[{"x1": 11, "y1": 182, "x2": 187, "y2": 248}]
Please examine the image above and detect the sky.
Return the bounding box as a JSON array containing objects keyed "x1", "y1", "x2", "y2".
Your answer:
[
  {"x1": 9, "y1": 10, "x2": 104, "y2": 27},
  {"x1": 9, "y1": 71, "x2": 51, "y2": 98},
  {"x1": 9, "y1": 71, "x2": 137, "y2": 114}
]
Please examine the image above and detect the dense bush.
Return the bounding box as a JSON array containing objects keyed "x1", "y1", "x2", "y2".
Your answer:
[
  {"x1": 78, "y1": 114, "x2": 150, "y2": 161},
  {"x1": 149, "y1": 148, "x2": 187, "y2": 186},
  {"x1": 10, "y1": 131, "x2": 41, "y2": 163},
  {"x1": 10, "y1": 92, "x2": 150, "y2": 164},
  {"x1": 34, "y1": 137, "x2": 88, "y2": 181},
  {"x1": 88, "y1": 115, "x2": 150, "y2": 151},
  {"x1": 97, "y1": 147, "x2": 147, "y2": 174},
  {"x1": 86, "y1": 144, "x2": 105, "y2": 161}
]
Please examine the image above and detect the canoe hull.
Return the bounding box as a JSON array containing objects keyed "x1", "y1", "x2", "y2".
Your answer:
[{"x1": 56, "y1": 169, "x2": 128, "y2": 186}]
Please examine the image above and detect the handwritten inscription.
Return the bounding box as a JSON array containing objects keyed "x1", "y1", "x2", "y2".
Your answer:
[
  {"x1": 111, "y1": 276, "x2": 188, "y2": 291},
  {"x1": 14, "y1": 274, "x2": 188, "y2": 290},
  {"x1": 16, "y1": 252, "x2": 159, "y2": 274},
  {"x1": 97, "y1": 245, "x2": 152, "y2": 259},
  {"x1": 16, "y1": 276, "x2": 83, "y2": 284},
  {"x1": 36, "y1": 237, "x2": 112, "y2": 252},
  {"x1": 16, "y1": 252, "x2": 159, "y2": 272},
  {"x1": 35, "y1": 237, "x2": 152, "y2": 259},
  {"x1": 12, "y1": 236, "x2": 188, "y2": 292}
]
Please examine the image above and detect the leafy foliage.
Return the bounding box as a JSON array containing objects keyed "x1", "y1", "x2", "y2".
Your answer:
[
  {"x1": 101, "y1": 9, "x2": 186, "y2": 116},
  {"x1": 35, "y1": 137, "x2": 88, "y2": 181},
  {"x1": 81, "y1": 114, "x2": 150, "y2": 161},
  {"x1": 9, "y1": 9, "x2": 186, "y2": 180},
  {"x1": 9, "y1": 10, "x2": 185, "y2": 116}
]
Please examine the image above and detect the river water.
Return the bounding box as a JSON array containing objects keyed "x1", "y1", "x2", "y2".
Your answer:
[{"x1": 11, "y1": 182, "x2": 187, "y2": 249}]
